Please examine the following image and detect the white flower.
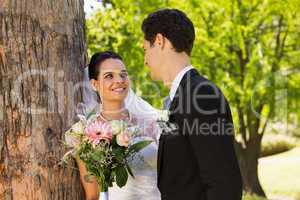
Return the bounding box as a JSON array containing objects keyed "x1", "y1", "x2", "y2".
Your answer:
[
  {"x1": 65, "y1": 130, "x2": 81, "y2": 147},
  {"x1": 64, "y1": 121, "x2": 84, "y2": 147},
  {"x1": 116, "y1": 132, "x2": 130, "y2": 147},
  {"x1": 126, "y1": 125, "x2": 141, "y2": 137},
  {"x1": 70, "y1": 121, "x2": 84, "y2": 134},
  {"x1": 109, "y1": 120, "x2": 128, "y2": 135},
  {"x1": 157, "y1": 110, "x2": 170, "y2": 121}
]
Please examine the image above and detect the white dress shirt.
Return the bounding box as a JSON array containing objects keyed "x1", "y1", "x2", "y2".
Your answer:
[{"x1": 169, "y1": 65, "x2": 194, "y2": 102}]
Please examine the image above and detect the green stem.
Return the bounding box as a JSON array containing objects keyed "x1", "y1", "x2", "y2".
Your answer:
[{"x1": 99, "y1": 180, "x2": 108, "y2": 192}]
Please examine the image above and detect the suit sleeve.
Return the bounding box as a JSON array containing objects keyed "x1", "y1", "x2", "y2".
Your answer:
[{"x1": 183, "y1": 81, "x2": 243, "y2": 200}]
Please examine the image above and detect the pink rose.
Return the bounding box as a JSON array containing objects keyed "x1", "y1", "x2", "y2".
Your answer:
[
  {"x1": 116, "y1": 132, "x2": 130, "y2": 147},
  {"x1": 85, "y1": 121, "x2": 113, "y2": 146}
]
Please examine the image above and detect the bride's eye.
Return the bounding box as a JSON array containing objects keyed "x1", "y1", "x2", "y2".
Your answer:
[
  {"x1": 120, "y1": 72, "x2": 128, "y2": 79},
  {"x1": 104, "y1": 73, "x2": 113, "y2": 79}
]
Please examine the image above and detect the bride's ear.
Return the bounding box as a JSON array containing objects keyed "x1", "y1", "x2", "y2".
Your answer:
[{"x1": 90, "y1": 79, "x2": 98, "y2": 92}]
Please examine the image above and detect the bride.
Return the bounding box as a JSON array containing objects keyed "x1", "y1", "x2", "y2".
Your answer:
[{"x1": 72, "y1": 51, "x2": 161, "y2": 200}]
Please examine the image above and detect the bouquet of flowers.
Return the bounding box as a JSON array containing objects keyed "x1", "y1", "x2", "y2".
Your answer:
[{"x1": 62, "y1": 112, "x2": 151, "y2": 199}]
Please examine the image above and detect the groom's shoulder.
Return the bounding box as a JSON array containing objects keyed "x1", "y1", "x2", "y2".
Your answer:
[
  {"x1": 189, "y1": 71, "x2": 223, "y2": 96},
  {"x1": 188, "y1": 68, "x2": 215, "y2": 85}
]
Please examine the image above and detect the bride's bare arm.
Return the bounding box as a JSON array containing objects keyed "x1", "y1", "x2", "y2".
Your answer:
[{"x1": 75, "y1": 157, "x2": 99, "y2": 200}]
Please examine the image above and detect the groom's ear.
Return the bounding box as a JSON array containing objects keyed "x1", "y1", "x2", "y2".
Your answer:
[{"x1": 155, "y1": 33, "x2": 166, "y2": 50}]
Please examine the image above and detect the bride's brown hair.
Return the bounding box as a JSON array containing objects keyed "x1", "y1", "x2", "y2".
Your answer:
[{"x1": 88, "y1": 51, "x2": 123, "y2": 80}]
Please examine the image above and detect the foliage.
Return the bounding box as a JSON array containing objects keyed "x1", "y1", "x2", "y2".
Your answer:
[
  {"x1": 242, "y1": 193, "x2": 267, "y2": 200},
  {"x1": 296, "y1": 192, "x2": 300, "y2": 200},
  {"x1": 260, "y1": 134, "x2": 298, "y2": 157},
  {"x1": 290, "y1": 126, "x2": 300, "y2": 139}
]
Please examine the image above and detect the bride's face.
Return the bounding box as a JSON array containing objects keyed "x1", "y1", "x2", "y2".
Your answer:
[{"x1": 91, "y1": 58, "x2": 129, "y2": 103}]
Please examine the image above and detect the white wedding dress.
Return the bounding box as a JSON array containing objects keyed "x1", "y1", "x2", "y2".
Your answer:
[
  {"x1": 109, "y1": 126, "x2": 160, "y2": 199},
  {"x1": 78, "y1": 67, "x2": 161, "y2": 200},
  {"x1": 105, "y1": 114, "x2": 161, "y2": 200}
]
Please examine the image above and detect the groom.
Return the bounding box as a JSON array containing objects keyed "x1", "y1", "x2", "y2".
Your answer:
[{"x1": 142, "y1": 9, "x2": 243, "y2": 200}]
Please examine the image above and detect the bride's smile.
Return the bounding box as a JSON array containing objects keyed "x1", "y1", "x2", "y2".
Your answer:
[{"x1": 111, "y1": 86, "x2": 127, "y2": 94}]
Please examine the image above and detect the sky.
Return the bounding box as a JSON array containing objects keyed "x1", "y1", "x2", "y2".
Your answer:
[{"x1": 84, "y1": 0, "x2": 103, "y2": 18}]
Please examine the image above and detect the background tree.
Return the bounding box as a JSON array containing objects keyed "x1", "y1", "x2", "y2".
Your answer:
[
  {"x1": 0, "y1": 0, "x2": 86, "y2": 199},
  {"x1": 181, "y1": 0, "x2": 300, "y2": 196}
]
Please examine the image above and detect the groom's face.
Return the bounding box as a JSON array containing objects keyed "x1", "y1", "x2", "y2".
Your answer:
[{"x1": 143, "y1": 39, "x2": 163, "y2": 81}]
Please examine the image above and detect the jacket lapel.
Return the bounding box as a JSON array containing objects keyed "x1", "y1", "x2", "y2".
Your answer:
[{"x1": 169, "y1": 68, "x2": 199, "y2": 112}]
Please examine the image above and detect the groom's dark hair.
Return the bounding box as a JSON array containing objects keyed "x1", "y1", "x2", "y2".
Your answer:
[
  {"x1": 142, "y1": 8, "x2": 195, "y2": 55},
  {"x1": 88, "y1": 51, "x2": 123, "y2": 80}
]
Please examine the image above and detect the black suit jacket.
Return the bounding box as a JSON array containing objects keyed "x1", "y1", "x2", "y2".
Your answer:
[{"x1": 157, "y1": 69, "x2": 243, "y2": 200}]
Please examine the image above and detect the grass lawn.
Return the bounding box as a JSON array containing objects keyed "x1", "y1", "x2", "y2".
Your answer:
[{"x1": 258, "y1": 147, "x2": 300, "y2": 199}]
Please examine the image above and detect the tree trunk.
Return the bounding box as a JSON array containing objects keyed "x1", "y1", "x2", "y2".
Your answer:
[
  {"x1": 235, "y1": 136, "x2": 266, "y2": 197},
  {"x1": 0, "y1": 0, "x2": 86, "y2": 199}
]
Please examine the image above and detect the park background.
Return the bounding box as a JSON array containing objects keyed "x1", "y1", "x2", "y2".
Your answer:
[{"x1": 0, "y1": 0, "x2": 299, "y2": 200}]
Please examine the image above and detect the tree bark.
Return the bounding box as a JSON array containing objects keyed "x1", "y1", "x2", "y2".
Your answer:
[
  {"x1": 0, "y1": 0, "x2": 86, "y2": 199},
  {"x1": 235, "y1": 135, "x2": 266, "y2": 197}
]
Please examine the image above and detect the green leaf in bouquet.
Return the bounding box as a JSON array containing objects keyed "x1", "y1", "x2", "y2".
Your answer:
[
  {"x1": 111, "y1": 135, "x2": 118, "y2": 146},
  {"x1": 115, "y1": 166, "x2": 128, "y2": 188},
  {"x1": 128, "y1": 140, "x2": 152, "y2": 154},
  {"x1": 112, "y1": 146, "x2": 126, "y2": 162},
  {"x1": 91, "y1": 152, "x2": 102, "y2": 160},
  {"x1": 125, "y1": 163, "x2": 134, "y2": 178},
  {"x1": 78, "y1": 140, "x2": 92, "y2": 154},
  {"x1": 90, "y1": 149, "x2": 104, "y2": 163},
  {"x1": 110, "y1": 170, "x2": 116, "y2": 186},
  {"x1": 86, "y1": 163, "x2": 102, "y2": 176}
]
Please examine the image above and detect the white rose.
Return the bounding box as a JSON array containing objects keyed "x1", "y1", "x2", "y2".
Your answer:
[
  {"x1": 109, "y1": 120, "x2": 127, "y2": 135},
  {"x1": 70, "y1": 121, "x2": 84, "y2": 134},
  {"x1": 116, "y1": 133, "x2": 130, "y2": 147},
  {"x1": 64, "y1": 121, "x2": 84, "y2": 147},
  {"x1": 65, "y1": 131, "x2": 80, "y2": 147}
]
